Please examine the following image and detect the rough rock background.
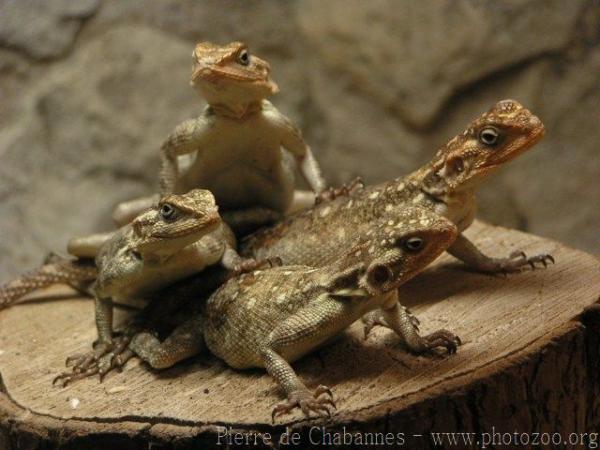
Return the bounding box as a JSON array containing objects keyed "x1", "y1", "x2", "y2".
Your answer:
[{"x1": 0, "y1": 0, "x2": 598, "y2": 280}]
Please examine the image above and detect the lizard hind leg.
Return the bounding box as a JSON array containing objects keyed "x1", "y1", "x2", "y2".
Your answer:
[
  {"x1": 129, "y1": 315, "x2": 206, "y2": 370},
  {"x1": 448, "y1": 233, "x2": 555, "y2": 274}
]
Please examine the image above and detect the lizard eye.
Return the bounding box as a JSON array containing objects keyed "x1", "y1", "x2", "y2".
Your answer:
[
  {"x1": 159, "y1": 203, "x2": 178, "y2": 221},
  {"x1": 237, "y1": 49, "x2": 250, "y2": 66},
  {"x1": 479, "y1": 127, "x2": 500, "y2": 146},
  {"x1": 403, "y1": 237, "x2": 424, "y2": 252}
]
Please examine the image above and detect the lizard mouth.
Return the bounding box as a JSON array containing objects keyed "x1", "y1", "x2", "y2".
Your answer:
[
  {"x1": 151, "y1": 213, "x2": 220, "y2": 239},
  {"x1": 192, "y1": 65, "x2": 270, "y2": 84}
]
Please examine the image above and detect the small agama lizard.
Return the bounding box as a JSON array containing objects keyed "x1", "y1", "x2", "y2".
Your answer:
[
  {"x1": 99, "y1": 208, "x2": 458, "y2": 419},
  {"x1": 242, "y1": 99, "x2": 554, "y2": 274},
  {"x1": 112, "y1": 41, "x2": 325, "y2": 228},
  {"x1": 0, "y1": 189, "x2": 256, "y2": 381},
  {"x1": 204, "y1": 207, "x2": 459, "y2": 419}
]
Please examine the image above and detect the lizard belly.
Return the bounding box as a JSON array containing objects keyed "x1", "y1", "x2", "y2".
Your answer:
[
  {"x1": 176, "y1": 118, "x2": 296, "y2": 212},
  {"x1": 199, "y1": 162, "x2": 294, "y2": 212}
]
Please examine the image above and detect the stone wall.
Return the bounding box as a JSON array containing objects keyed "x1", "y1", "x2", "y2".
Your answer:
[{"x1": 0, "y1": 0, "x2": 598, "y2": 280}]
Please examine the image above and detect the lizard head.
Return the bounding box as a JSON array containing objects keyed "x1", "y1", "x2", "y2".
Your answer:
[
  {"x1": 350, "y1": 208, "x2": 457, "y2": 296},
  {"x1": 426, "y1": 99, "x2": 545, "y2": 193},
  {"x1": 190, "y1": 41, "x2": 279, "y2": 106},
  {"x1": 131, "y1": 189, "x2": 221, "y2": 256}
]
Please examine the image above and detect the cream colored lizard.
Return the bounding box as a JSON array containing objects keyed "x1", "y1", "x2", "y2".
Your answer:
[{"x1": 112, "y1": 41, "x2": 325, "y2": 229}]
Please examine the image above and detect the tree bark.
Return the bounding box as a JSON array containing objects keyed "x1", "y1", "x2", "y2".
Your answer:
[{"x1": 0, "y1": 221, "x2": 598, "y2": 449}]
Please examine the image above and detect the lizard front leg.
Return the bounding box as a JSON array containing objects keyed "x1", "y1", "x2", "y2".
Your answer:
[
  {"x1": 159, "y1": 118, "x2": 211, "y2": 194},
  {"x1": 448, "y1": 233, "x2": 554, "y2": 273},
  {"x1": 362, "y1": 306, "x2": 420, "y2": 339},
  {"x1": 54, "y1": 295, "x2": 118, "y2": 386},
  {"x1": 53, "y1": 319, "x2": 141, "y2": 386},
  {"x1": 380, "y1": 301, "x2": 461, "y2": 354},
  {"x1": 221, "y1": 244, "x2": 281, "y2": 274}
]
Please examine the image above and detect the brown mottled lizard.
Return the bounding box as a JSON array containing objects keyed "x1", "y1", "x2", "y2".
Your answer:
[
  {"x1": 124, "y1": 207, "x2": 459, "y2": 419},
  {"x1": 242, "y1": 99, "x2": 553, "y2": 274},
  {"x1": 205, "y1": 208, "x2": 459, "y2": 419}
]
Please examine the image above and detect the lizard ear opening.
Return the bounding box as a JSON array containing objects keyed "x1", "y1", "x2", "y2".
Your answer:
[
  {"x1": 367, "y1": 264, "x2": 393, "y2": 288},
  {"x1": 444, "y1": 156, "x2": 465, "y2": 176}
]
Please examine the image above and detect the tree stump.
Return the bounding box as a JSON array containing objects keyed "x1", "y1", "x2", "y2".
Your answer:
[{"x1": 0, "y1": 221, "x2": 599, "y2": 449}]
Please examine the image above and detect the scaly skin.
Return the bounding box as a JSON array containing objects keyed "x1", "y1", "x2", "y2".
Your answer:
[
  {"x1": 0, "y1": 258, "x2": 97, "y2": 309},
  {"x1": 242, "y1": 99, "x2": 553, "y2": 274},
  {"x1": 112, "y1": 41, "x2": 325, "y2": 229},
  {"x1": 203, "y1": 208, "x2": 459, "y2": 420},
  {"x1": 83, "y1": 209, "x2": 459, "y2": 413},
  {"x1": 0, "y1": 189, "x2": 256, "y2": 385},
  {"x1": 70, "y1": 100, "x2": 554, "y2": 385}
]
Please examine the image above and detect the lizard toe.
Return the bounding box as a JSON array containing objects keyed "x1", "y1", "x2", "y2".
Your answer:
[
  {"x1": 423, "y1": 329, "x2": 462, "y2": 355},
  {"x1": 272, "y1": 388, "x2": 337, "y2": 421}
]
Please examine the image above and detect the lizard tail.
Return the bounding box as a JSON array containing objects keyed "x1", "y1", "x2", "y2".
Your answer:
[{"x1": 0, "y1": 259, "x2": 97, "y2": 309}]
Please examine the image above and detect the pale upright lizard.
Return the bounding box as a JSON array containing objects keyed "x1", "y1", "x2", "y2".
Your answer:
[
  {"x1": 202, "y1": 207, "x2": 458, "y2": 419},
  {"x1": 0, "y1": 189, "x2": 256, "y2": 381},
  {"x1": 242, "y1": 99, "x2": 553, "y2": 274},
  {"x1": 112, "y1": 41, "x2": 325, "y2": 229}
]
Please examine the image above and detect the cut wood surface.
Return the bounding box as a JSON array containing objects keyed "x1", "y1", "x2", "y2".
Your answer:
[{"x1": 0, "y1": 220, "x2": 599, "y2": 449}]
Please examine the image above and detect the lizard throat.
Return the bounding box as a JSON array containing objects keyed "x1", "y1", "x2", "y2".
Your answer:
[{"x1": 209, "y1": 101, "x2": 263, "y2": 120}]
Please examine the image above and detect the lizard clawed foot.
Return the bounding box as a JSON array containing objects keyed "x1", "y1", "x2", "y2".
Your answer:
[
  {"x1": 43, "y1": 251, "x2": 66, "y2": 265},
  {"x1": 362, "y1": 311, "x2": 390, "y2": 339},
  {"x1": 53, "y1": 336, "x2": 133, "y2": 387},
  {"x1": 315, "y1": 177, "x2": 364, "y2": 204},
  {"x1": 64, "y1": 340, "x2": 115, "y2": 372},
  {"x1": 421, "y1": 329, "x2": 462, "y2": 355},
  {"x1": 490, "y1": 250, "x2": 555, "y2": 273},
  {"x1": 271, "y1": 385, "x2": 336, "y2": 422},
  {"x1": 363, "y1": 309, "x2": 420, "y2": 339},
  {"x1": 232, "y1": 257, "x2": 283, "y2": 274}
]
